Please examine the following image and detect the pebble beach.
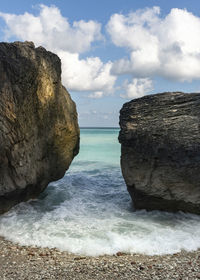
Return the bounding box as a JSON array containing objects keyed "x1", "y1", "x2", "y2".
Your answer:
[{"x1": 1, "y1": 237, "x2": 200, "y2": 280}]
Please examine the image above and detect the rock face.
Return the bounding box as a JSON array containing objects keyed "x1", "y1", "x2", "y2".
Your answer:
[
  {"x1": 119, "y1": 92, "x2": 200, "y2": 214},
  {"x1": 0, "y1": 41, "x2": 79, "y2": 214}
]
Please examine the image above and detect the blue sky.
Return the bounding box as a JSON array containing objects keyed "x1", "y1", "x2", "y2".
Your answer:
[{"x1": 0, "y1": 0, "x2": 200, "y2": 127}]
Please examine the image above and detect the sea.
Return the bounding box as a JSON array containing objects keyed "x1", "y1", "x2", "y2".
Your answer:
[{"x1": 0, "y1": 128, "x2": 200, "y2": 256}]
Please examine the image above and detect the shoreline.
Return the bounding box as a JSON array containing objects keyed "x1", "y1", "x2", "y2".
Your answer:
[{"x1": 1, "y1": 236, "x2": 200, "y2": 279}]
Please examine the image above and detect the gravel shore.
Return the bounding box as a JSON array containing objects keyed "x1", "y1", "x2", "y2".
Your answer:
[{"x1": 0, "y1": 236, "x2": 200, "y2": 280}]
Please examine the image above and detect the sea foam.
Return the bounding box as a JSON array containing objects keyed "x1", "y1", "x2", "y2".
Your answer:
[{"x1": 0, "y1": 129, "x2": 200, "y2": 256}]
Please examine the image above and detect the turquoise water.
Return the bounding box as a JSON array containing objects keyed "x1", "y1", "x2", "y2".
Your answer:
[
  {"x1": 73, "y1": 128, "x2": 121, "y2": 166},
  {"x1": 1, "y1": 128, "x2": 200, "y2": 256}
]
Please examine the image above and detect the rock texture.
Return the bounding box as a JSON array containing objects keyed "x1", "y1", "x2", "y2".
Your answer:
[
  {"x1": 0, "y1": 41, "x2": 79, "y2": 214},
  {"x1": 119, "y1": 92, "x2": 200, "y2": 214}
]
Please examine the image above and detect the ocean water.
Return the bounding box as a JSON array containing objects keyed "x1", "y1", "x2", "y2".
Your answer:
[{"x1": 1, "y1": 128, "x2": 200, "y2": 256}]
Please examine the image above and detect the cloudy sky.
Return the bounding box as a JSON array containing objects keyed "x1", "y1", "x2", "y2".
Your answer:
[{"x1": 0, "y1": 0, "x2": 200, "y2": 126}]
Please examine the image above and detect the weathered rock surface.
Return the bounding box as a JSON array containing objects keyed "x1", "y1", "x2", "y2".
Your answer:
[
  {"x1": 119, "y1": 92, "x2": 200, "y2": 214},
  {"x1": 0, "y1": 41, "x2": 79, "y2": 214}
]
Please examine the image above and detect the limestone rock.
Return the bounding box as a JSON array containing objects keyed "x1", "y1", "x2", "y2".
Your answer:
[
  {"x1": 119, "y1": 92, "x2": 200, "y2": 214},
  {"x1": 0, "y1": 41, "x2": 79, "y2": 213}
]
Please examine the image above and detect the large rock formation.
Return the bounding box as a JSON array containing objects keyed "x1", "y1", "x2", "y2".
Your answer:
[
  {"x1": 119, "y1": 92, "x2": 200, "y2": 214},
  {"x1": 0, "y1": 41, "x2": 79, "y2": 214}
]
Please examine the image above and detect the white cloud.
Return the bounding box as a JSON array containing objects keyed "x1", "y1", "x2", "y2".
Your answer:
[
  {"x1": 107, "y1": 7, "x2": 200, "y2": 81},
  {"x1": 88, "y1": 91, "x2": 104, "y2": 99},
  {"x1": 2, "y1": 5, "x2": 200, "y2": 101},
  {"x1": 58, "y1": 51, "x2": 116, "y2": 92},
  {"x1": 0, "y1": 5, "x2": 116, "y2": 96},
  {"x1": 0, "y1": 4, "x2": 102, "y2": 53},
  {"x1": 121, "y1": 78, "x2": 153, "y2": 99}
]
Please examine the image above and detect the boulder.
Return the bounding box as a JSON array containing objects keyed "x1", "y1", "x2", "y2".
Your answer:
[
  {"x1": 0, "y1": 41, "x2": 79, "y2": 213},
  {"x1": 119, "y1": 92, "x2": 200, "y2": 214}
]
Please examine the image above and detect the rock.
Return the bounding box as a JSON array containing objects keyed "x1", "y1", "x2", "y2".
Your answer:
[
  {"x1": 0, "y1": 41, "x2": 79, "y2": 214},
  {"x1": 119, "y1": 92, "x2": 200, "y2": 214}
]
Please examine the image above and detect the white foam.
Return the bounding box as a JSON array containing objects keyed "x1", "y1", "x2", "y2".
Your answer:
[
  {"x1": 1, "y1": 169, "x2": 200, "y2": 256},
  {"x1": 1, "y1": 129, "x2": 200, "y2": 256}
]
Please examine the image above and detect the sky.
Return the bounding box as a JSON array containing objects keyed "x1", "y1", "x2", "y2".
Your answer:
[{"x1": 0, "y1": 0, "x2": 200, "y2": 127}]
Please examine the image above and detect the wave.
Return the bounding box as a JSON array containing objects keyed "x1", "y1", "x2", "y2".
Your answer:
[
  {"x1": 1, "y1": 165, "x2": 200, "y2": 256},
  {"x1": 0, "y1": 129, "x2": 200, "y2": 256}
]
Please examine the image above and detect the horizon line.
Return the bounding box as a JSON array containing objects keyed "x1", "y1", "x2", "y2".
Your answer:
[{"x1": 80, "y1": 126, "x2": 120, "y2": 129}]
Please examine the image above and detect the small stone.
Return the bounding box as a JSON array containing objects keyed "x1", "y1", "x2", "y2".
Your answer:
[{"x1": 116, "y1": 252, "x2": 124, "y2": 256}]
